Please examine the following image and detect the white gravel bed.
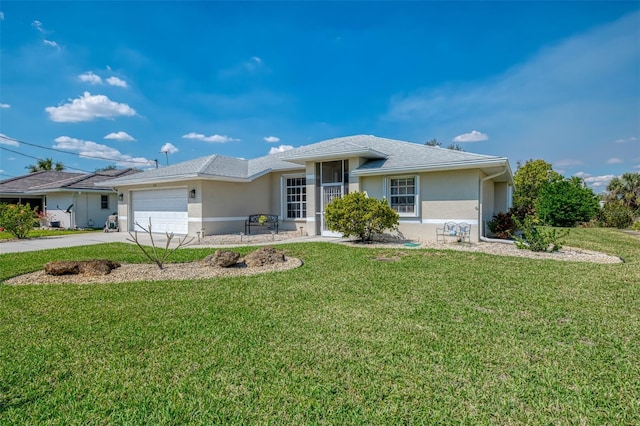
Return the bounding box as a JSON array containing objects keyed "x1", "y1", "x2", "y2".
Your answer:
[
  {"x1": 338, "y1": 239, "x2": 622, "y2": 264},
  {"x1": 4, "y1": 257, "x2": 303, "y2": 285}
]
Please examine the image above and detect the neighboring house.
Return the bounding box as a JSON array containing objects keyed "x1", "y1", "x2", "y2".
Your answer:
[
  {"x1": 0, "y1": 169, "x2": 139, "y2": 229},
  {"x1": 103, "y1": 135, "x2": 513, "y2": 242}
]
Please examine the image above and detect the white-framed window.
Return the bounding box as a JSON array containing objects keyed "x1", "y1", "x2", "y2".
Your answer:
[
  {"x1": 389, "y1": 176, "x2": 418, "y2": 216},
  {"x1": 285, "y1": 176, "x2": 306, "y2": 219},
  {"x1": 101, "y1": 195, "x2": 109, "y2": 210}
]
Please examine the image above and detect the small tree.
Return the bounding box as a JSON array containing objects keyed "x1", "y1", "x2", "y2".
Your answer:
[
  {"x1": 324, "y1": 192, "x2": 399, "y2": 242},
  {"x1": 0, "y1": 203, "x2": 39, "y2": 239},
  {"x1": 512, "y1": 159, "x2": 563, "y2": 221},
  {"x1": 605, "y1": 172, "x2": 640, "y2": 214},
  {"x1": 127, "y1": 219, "x2": 195, "y2": 270},
  {"x1": 598, "y1": 200, "x2": 634, "y2": 229},
  {"x1": 536, "y1": 177, "x2": 599, "y2": 227},
  {"x1": 446, "y1": 143, "x2": 464, "y2": 151}
]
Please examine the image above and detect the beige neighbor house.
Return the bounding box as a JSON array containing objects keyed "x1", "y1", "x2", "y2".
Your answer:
[{"x1": 103, "y1": 135, "x2": 514, "y2": 242}]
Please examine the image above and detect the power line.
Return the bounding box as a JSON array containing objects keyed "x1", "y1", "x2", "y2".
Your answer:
[
  {"x1": 0, "y1": 134, "x2": 156, "y2": 166},
  {"x1": 0, "y1": 145, "x2": 139, "y2": 176}
]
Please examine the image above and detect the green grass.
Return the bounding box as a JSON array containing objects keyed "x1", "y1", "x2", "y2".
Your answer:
[
  {"x1": 1, "y1": 228, "x2": 639, "y2": 424},
  {"x1": 0, "y1": 228, "x2": 101, "y2": 240}
]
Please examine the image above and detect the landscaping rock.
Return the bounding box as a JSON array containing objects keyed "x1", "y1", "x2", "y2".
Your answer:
[
  {"x1": 244, "y1": 246, "x2": 285, "y2": 268},
  {"x1": 202, "y1": 250, "x2": 241, "y2": 267},
  {"x1": 45, "y1": 260, "x2": 121, "y2": 276}
]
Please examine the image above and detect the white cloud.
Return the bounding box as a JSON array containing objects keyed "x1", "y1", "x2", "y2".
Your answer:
[
  {"x1": 269, "y1": 145, "x2": 294, "y2": 154},
  {"x1": 0, "y1": 12, "x2": 5, "y2": 21},
  {"x1": 615, "y1": 137, "x2": 638, "y2": 144},
  {"x1": 219, "y1": 56, "x2": 265, "y2": 79},
  {"x1": 0, "y1": 133, "x2": 19, "y2": 146},
  {"x1": 45, "y1": 92, "x2": 137, "y2": 122},
  {"x1": 104, "y1": 131, "x2": 135, "y2": 141},
  {"x1": 78, "y1": 73, "x2": 127, "y2": 88},
  {"x1": 32, "y1": 20, "x2": 44, "y2": 33},
  {"x1": 264, "y1": 136, "x2": 280, "y2": 143},
  {"x1": 54, "y1": 136, "x2": 155, "y2": 168},
  {"x1": 160, "y1": 142, "x2": 179, "y2": 154},
  {"x1": 182, "y1": 132, "x2": 239, "y2": 143},
  {"x1": 43, "y1": 40, "x2": 60, "y2": 50},
  {"x1": 452, "y1": 130, "x2": 488, "y2": 143},
  {"x1": 0, "y1": 103, "x2": 10, "y2": 108},
  {"x1": 583, "y1": 174, "x2": 616, "y2": 190},
  {"x1": 554, "y1": 159, "x2": 582, "y2": 167},
  {"x1": 606, "y1": 157, "x2": 623, "y2": 164},
  {"x1": 106, "y1": 76, "x2": 127, "y2": 88},
  {"x1": 79, "y1": 72, "x2": 102, "y2": 85}
]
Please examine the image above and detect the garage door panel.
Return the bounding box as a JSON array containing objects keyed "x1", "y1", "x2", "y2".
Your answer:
[{"x1": 132, "y1": 189, "x2": 188, "y2": 234}]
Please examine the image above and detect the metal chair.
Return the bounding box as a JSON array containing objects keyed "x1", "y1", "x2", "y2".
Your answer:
[
  {"x1": 457, "y1": 222, "x2": 472, "y2": 246},
  {"x1": 436, "y1": 221, "x2": 459, "y2": 244}
]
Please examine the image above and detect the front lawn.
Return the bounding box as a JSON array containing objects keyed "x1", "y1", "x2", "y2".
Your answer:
[
  {"x1": 0, "y1": 228, "x2": 101, "y2": 240},
  {"x1": 1, "y1": 228, "x2": 638, "y2": 424}
]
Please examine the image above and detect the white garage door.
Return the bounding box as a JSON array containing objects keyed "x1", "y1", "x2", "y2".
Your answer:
[{"x1": 132, "y1": 188, "x2": 188, "y2": 234}]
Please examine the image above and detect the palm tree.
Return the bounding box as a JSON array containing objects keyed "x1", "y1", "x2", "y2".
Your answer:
[
  {"x1": 26, "y1": 158, "x2": 65, "y2": 173},
  {"x1": 606, "y1": 172, "x2": 640, "y2": 212}
]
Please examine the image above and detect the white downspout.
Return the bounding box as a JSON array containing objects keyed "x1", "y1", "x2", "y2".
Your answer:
[{"x1": 478, "y1": 168, "x2": 508, "y2": 242}]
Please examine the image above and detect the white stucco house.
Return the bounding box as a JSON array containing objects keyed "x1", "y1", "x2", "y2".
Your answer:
[
  {"x1": 103, "y1": 135, "x2": 514, "y2": 242},
  {"x1": 0, "y1": 169, "x2": 139, "y2": 229}
]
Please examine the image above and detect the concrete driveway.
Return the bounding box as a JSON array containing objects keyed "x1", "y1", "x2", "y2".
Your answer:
[
  {"x1": 0, "y1": 231, "x2": 323, "y2": 254},
  {"x1": 0, "y1": 231, "x2": 141, "y2": 254}
]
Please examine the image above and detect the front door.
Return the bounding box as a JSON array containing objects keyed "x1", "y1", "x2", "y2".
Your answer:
[{"x1": 321, "y1": 184, "x2": 343, "y2": 237}]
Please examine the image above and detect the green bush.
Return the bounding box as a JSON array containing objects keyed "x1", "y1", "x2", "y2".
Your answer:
[
  {"x1": 324, "y1": 192, "x2": 399, "y2": 242},
  {"x1": 514, "y1": 215, "x2": 569, "y2": 252},
  {"x1": 487, "y1": 211, "x2": 517, "y2": 239},
  {"x1": 0, "y1": 203, "x2": 39, "y2": 239},
  {"x1": 536, "y1": 178, "x2": 599, "y2": 227},
  {"x1": 598, "y1": 201, "x2": 634, "y2": 229}
]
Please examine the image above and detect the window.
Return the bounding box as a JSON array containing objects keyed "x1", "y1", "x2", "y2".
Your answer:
[
  {"x1": 101, "y1": 195, "x2": 109, "y2": 210},
  {"x1": 286, "y1": 177, "x2": 306, "y2": 219},
  {"x1": 390, "y1": 177, "x2": 417, "y2": 215}
]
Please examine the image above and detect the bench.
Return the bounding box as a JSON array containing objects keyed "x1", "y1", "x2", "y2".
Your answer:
[{"x1": 245, "y1": 214, "x2": 279, "y2": 234}]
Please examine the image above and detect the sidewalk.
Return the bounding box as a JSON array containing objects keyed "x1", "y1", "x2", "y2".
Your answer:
[{"x1": 0, "y1": 230, "x2": 326, "y2": 254}]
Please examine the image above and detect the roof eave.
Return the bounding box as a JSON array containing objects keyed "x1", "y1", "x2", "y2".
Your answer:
[
  {"x1": 282, "y1": 148, "x2": 388, "y2": 164},
  {"x1": 103, "y1": 173, "x2": 254, "y2": 187},
  {"x1": 352, "y1": 158, "x2": 512, "y2": 178}
]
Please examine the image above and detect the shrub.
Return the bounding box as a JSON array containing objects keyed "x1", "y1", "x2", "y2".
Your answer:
[
  {"x1": 0, "y1": 203, "x2": 39, "y2": 239},
  {"x1": 487, "y1": 211, "x2": 516, "y2": 239},
  {"x1": 536, "y1": 177, "x2": 599, "y2": 227},
  {"x1": 598, "y1": 201, "x2": 634, "y2": 229},
  {"x1": 514, "y1": 215, "x2": 569, "y2": 252},
  {"x1": 324, "y1": 192, "x2": 399, "y2": 242}
]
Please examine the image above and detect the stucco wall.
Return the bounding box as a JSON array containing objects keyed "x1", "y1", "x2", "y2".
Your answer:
[
  {"x1": 359, "y1": 169, "x2": 481, "y2": 242},
  {"x1": 45, "y1": 192, "x2": 115, "y2": 229}
]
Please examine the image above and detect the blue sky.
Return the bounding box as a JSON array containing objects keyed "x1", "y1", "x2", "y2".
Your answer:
[{"x1": 1, "y1": 1, "x2": 638, "y2": 191}]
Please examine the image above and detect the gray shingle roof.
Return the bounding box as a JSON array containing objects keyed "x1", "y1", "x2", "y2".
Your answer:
[
  {"x1": 0, "y1": 169, "x2": 139, "y2": 194},
  {"x1": 102, "y1": 135, "x2": 511, "y2": 186}
]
